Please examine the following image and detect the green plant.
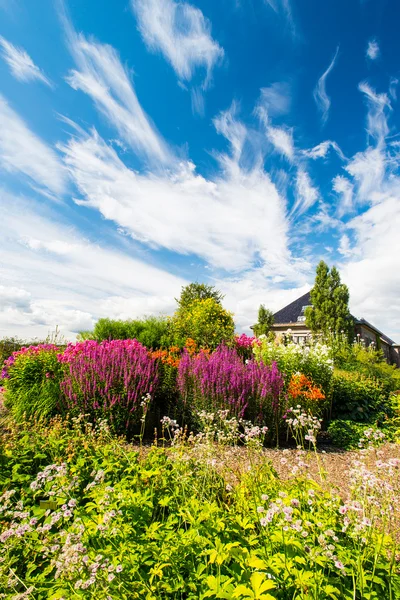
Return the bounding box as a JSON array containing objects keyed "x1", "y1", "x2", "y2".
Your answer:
[
  {"x1": 1, "y1": 414, "x2": 399, "y2": 599},
  {"x1": 327, "y1": 419, "x2": 370, "y2": 449},
  {"x1": 305, "y1": 261, "x2": 353, "y2": 339},
  {"x1": 251, "y1": 305, "x2": 275, "y2": 338},
  {"x1": 171, "y1": 297, "x2": 235, "y2": 350},
  {"x1": 2, "y1": 344, "x2": 64, "y2": 422},
  {"x1": 331, "y1": 369, "x2": 392, "y2": 423},
  {"x1": 82, "y1": 316, "x2": 172, "y2": 349}
]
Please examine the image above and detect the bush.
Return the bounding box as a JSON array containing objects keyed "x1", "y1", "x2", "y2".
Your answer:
[
  {"x1": 253, "y1": 338, "x2": 334, "y2": 395},
  {"x1": 58, "y1": 339, "x2": 159, "y2": 435},
  {"x1": 171, "y1": 297, "x2": 235, "y2": 350},
  {"x1": 331, "y1": 369, "x2": 392, "y2": 423},
  {"x1": 327, "y1": 419, "x2": 369, "y2": 449},
  {"x1": 83, "y1": 316, "x2": 171, "y2": 349},
  {"x1": 2, "y1": 344, "x2": 63, "y2": 421}
]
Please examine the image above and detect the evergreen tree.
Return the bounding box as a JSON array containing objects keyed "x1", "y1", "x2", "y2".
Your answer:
[
  {"x1": 305, "y1": 261, "x2": 353, "y2": 338},
  {"x1": 252, "y1": 305, "x2": 275, "y2": 337}
]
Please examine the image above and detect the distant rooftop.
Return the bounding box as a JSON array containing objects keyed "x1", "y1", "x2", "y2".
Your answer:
[{"x1": 273, "y1": 291, "x2": 398, "y2": 346}]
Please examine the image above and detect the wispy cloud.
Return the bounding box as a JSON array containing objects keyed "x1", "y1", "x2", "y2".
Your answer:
[
  {"x1": 258, "y1": 82, "x2": 291, "y2": 117},
  {"x1": 0, "y1": 94, "x2": 66, "y2": 195},
  {"x1": 313, "y1": 46, "x2": 339, "y2": 125},
  {"x1": 266, "y1": 126, "x2": 294, "y2": 160},
  {"x1": 0, "y1": 36, "x2": 52, "y2": 86},
  {"x1": 303, "y1": 140, "x2": 345, "y2": 160},
  {"x1": 131, "y1": 0, "x2": 224, "y2": 87},
  {"x1": 292, "y1": 170, "x2": 319, "y2": 216},
  {"x1": 60, "y1": 7, "x2": 172, "y2": 166},
  {"x1": 264, "y1": 0, "x2": 295, "y2": 36},
  {"x1": 358, "y1": 82, "x2": 391, "y2": 145},
  {"x1": 333, "y1": 175, "x2": 354, "y2": 216},
  {"x1": 366, "y1": 38, "x2": 380, "y2": 61}
]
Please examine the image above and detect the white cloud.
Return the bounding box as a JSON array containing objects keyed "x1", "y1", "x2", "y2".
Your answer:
[
  {"x1": 263, "y1": 0, "x2": 295, "y2": 35},
  {"x1": 266, "y1": 126, "x2": 294, "y2": 160},
  {"x1": 338, "y1": 233, "x2": 353, "y2": 257},
  {"x1": 342, "y1": 193, "x2": 400, "y2": 341},
  {"x1": 333, "y1": 175, "x2": 354, "y2": 216},
  {"x1": 292, "y1": 170, "x2": 319, "y2": 216},
  {"x1": 63, "y1": 22, "x2": 172, "y2": 166},
  {"x1": 0, "y1": 36, "x2": 52, "y2": 86},
  {"x1": 0, "y1": 190, "x2": 187, "y2": 338},
  {"x1": 358, "y1": 82, "x2": 391, "y2": 145},
  {"x1": 0, "y1": 94, "x2": 66, "y2": 195},
  {"x1": 313, "y1": 46, "x2": 339, "y2": 125},
  {"x1": 366, "y1": 38, "x2": 379, "y2": 61},
  {"x1": 304, "y1": 140, "x2": 345, "y2": 161},
  {"x1": 131, "y1": 0, "x2": 223, "y2": 86},
  {"x1": 257, "y1": 82, "x2": 291, "y2": 120},
  {"x1": 60, "y1": 127, "x2": 297, "y2": 275}
]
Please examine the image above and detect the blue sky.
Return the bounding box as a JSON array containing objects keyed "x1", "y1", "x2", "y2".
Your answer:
[{"x1": 0, "y1": 0, "x2": 399, "y2": 341}]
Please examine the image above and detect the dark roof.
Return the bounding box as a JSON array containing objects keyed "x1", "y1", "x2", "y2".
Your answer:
[
  {"x1": 355, "y1": 318, "x2": 397, "y2": 346},
  {"x1": 272, "y1": 291, "x2": 398, "y2": 346},
  {"x1": 273, "y1": 291, "x2": 311, "y2": 324}
]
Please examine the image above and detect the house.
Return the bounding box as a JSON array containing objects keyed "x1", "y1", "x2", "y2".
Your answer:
[{"x1": 270, "y1": 291, "x2": 400, "y2": 367}]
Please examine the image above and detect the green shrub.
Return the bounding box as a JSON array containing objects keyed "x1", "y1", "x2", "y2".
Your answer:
[
  {"x1": 82, "y1": 316, "x2": 172, "y2": 349},
  {"x1": 327, "y1": 419, "x2": 369, "y2": 449},
  {"x1": 2, "y1": 344, "x2": 64, "y2": 421},
  {"x1": 331, "y1": 369, "x2": 392, "y2": 423}
]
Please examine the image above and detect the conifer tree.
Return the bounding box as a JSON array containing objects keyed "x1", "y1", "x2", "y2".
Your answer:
[{"x1": 305, "y1": 261, "x2": 353, "y2": 338}]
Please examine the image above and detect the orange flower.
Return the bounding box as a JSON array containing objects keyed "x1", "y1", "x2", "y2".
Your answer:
[{"x1": 288, "y1": 373, "x2": 325, "y2": 402}]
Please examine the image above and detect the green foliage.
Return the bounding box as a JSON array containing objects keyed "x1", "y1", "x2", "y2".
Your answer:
[
  {"x1": 327, "y1": 419, "x2": 370, "y2": 449},
  {"x1": 252, "y1": 305, "x2": 275, "y2": 338},
  {"x1": 331, "y1": 369, "x2": 392, "y2": 423},
  {"x1": 3, "y1": 347, "x2": 64, "y2": 422},
  {"x1": 84, "y1": 316, "x2": 171, "y2": 349},
  {"x1": 171, "y1": 297, "x2": 235, "y2": 350},
  {"x1": 305, "y1": 261, "x2": 353, "y2": 339},
  {"x1": 0, "y1": 337, "x2": 25, "y2": 370},
  {"x1": 176, "y1": 282, "x2": 224, "y2": 310},
  {"x1": 0, "y1": 416, "x2": 399, "y2": 599}
]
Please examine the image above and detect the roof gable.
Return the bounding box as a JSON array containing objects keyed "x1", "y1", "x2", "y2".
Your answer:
[{"x1": 273, "y1": 291, "x2": 311, "y2": 324}]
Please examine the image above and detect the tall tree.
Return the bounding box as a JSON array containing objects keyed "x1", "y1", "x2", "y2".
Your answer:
[
  {"x1": 252, "y1": 305, "x2": 275, "y2": 337},
  {"x1": 176, "y1": 283, "x2": 224, "y2": 310},
  {"x1": 305, "y1": 261, "x2": 353, "y2": 338}
]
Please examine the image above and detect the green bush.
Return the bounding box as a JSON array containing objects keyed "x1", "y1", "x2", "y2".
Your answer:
[
  {"x1": 327, "y1": 419, "x2": 370, "y2": 449},
  {"x1": 81, "y1": 316, "x2": 172, "y2": 349},
  {"x1": 3, "y1": 344, "x2": 64, "y2": 421},
  {"x1": 331, "y1": 369, "x2": 392, "y2": 423}
]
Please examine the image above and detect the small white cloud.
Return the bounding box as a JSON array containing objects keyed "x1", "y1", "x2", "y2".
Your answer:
[
  {"x1": 0, "y1": 93, "x2": 66, "y2": 195},
  {"x1": 292, "y1": 170, "x2": 319, "y2": 216},
  {"x1": 258, "y1": 82, "x2": 291, "y2": 118},
  {"x1": 366, "y1": 38, "x2": 380, "y2": 61},
  {"x1": 131, "y1": 0, "x2": 224, "y2": 86},
  {"x1": 304, "y1": 140, "x2": 345, "y2": 161},
  {"x1": 338, "y1": 233, "x2": 353, "y2": 257},
  {"x1": 313, "y1": 46, "x2": 339, "y2": 125},
  {"x1": 266, "y1": 126, "x2": 294, "y2": 160},
  {"x1": 333, "y1": 175, "x2": 354, "y2": 216},
  {"x1": 358, "y1": 82, "x2": 391, "y2": 145},
  {"x1": 0, "y1": 36, "x2": 52, "y2": 86}
]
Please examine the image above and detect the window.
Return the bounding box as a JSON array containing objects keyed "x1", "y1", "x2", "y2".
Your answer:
[{"x1": 297, "y1": 316, "x2": 306, "y2": 322}]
